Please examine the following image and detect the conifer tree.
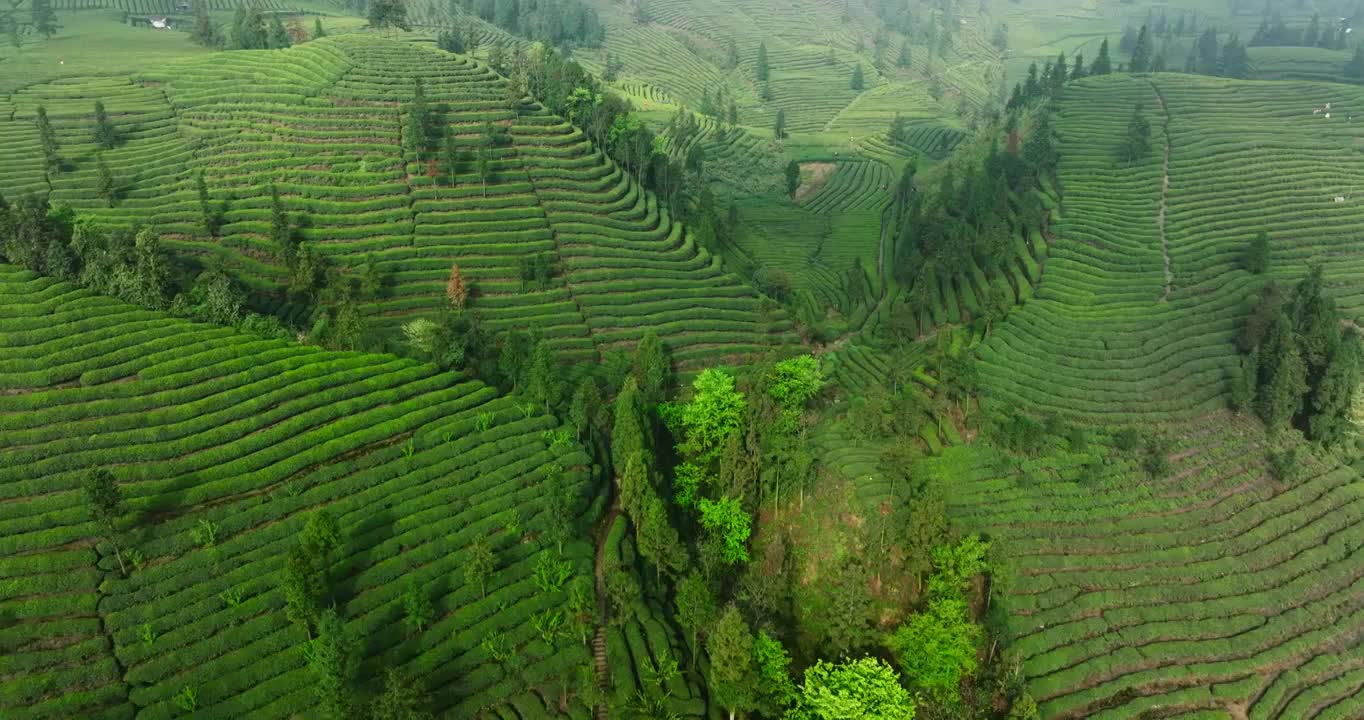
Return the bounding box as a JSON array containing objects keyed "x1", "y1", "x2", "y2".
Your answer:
[
  {"x1": 1071, "y1": 52, "x2": 1085, "y2": 79},
  {"x1": 36, "y1": 106, "x2": 59, "y2": 174},
  {"x1": 1092, "y1": 37, "x2": 1113, "y2": 75},
  {"x1": 95, "y1": 154, "x2": 116, "y2": 207},
  {"x1": 82, "y1": 469, "x2": 126, "y2": 575},
  {"x1": 1130, "y1": 25, "x2": 1152, "y2": 72},
  {"x1": 93, "y1": 100, "x2": 118, "y2": 149},
  {"x1": 1348, "y1": 43, "x2": 1364, "y2": 79},
  {"x1": 1118, "y1": 103, "x2": 1151, "y2": 164},
  {"x1": 756, "y1": 41, "x2": 770, "y2": 81},
  {"x1": 313, "y1": 17, "x2": 325, "y2": 39},
  {"x1": 191, "y1": 2, "x2": 224, "y2": 48},
  {"x1": 774, "y1": 108, "x2": 786, "y2": 140},
  {"x1": 267, "y1": 14, "x2": 291, "y2": 49},
  {"x1": 31, "y1": 0, "x2": 57, "y2": 39},
  {"x1": 850, "y1": 63, "x2": 865, "y2": 90}
]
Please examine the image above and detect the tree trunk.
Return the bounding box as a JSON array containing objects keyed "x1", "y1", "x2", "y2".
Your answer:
[{"x1": 112, "y1": 541, "x2": 127, "y2": 576}]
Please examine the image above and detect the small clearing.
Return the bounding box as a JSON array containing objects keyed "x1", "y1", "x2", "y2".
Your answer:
[{"x1": 793, "y1": 161, "x2": 836, "y2": 202}]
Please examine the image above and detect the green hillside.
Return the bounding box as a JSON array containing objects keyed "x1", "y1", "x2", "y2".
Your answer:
[
  {"x1": 978, "y1": 72, "x2": 1364, "y2": 421},
  {"x1": 0, "y1": 35, "x2": 797, "y2": 366},
  {"x1": 939, "y1": 417, "x2": 1364, "y2": 719},
  {"x1": 0, "y1": 263, "x2": 598, "y2": 719}
]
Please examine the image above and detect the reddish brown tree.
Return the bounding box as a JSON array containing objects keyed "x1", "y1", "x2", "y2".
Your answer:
[{"x1": 446, "y1": 264, "x2": 469, "y2": 310}]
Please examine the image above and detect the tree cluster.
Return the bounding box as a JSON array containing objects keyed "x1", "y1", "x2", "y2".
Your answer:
[
  {"x1": 1251, "y1": 11, "x2": 1352, "y2": 50},
  {"x1": 229, "y1": 3, "x2": 293, "y2": 50},
  {"x1": 1234, "y1": 267, "x2": 1361, "y2": 445},
  {"x1": 454, "y1": 0, "x2": 603, "y2": 48}
]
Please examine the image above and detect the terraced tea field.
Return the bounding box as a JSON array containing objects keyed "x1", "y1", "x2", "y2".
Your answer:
[
  {"x1": 0, "y1": 36, "x2": 796, "y2": 366},
  {"x1": 978, "y1": 73, "x2": 1364, "y2": 421},
  {"x1": 0, "y1": 263, "x2": 598, "y2": 718},
  {"x1": 938, "y1": 416, "x2": 1364, "y2": 719}
]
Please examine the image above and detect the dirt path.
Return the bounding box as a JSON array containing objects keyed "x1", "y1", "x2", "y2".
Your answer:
[
  {"x1": 1149, "y1": 80, "x2": 1174, "y2": 301},
  {"x1": 589, "y1": 487, "x2": 620, "y2": 720}
]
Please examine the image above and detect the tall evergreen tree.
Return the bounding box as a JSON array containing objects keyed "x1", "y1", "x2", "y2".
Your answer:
[
  {"x1": 1220, "y1": 34, "x2": 1250, "y2": 78},
  {"x1": 81, "y1": 469, "x2": 126, "y2": 575},
  {"x1": 756, "y1": 42, "x2": 770, "y2": 81},
  {"x1": 1050, "y1": 51, "x2": 1068, "y2": 95},
  {"x1": 95, "y1": 154, "x2": 116, "y2": 207},
  {"x1": 1129, "y1": 24, "x2": 1152, "y2": 72},
  {"x1": 92, "y1": 100, "x2": 118, "y2": 150},
  {"x1": 267, "y1": 14, "x2": 291, "y2": 49},
  {"x1": 850, "y1": 63, "x2": 864, "y2": 90},
  {"x1": 1092, "y1": 37, "x2": 1113, "y2": 75},
  {"x1": 1348, "y1": 43, "x2": 1364, "y2": 79},
  {"x1": 35, "y1": 106, "x2": 59, "y2": 173},
  {"x1": 31, "y1": 0, "x2": 57, "y2": 39},
  {"x1": 191, "y1": 2, "x2": 224, "y2": 47},
  {"x1": 774, "y1": 108, "x2": 786, "y2": 140},
  {"x1": 1118, "y1": 103, "x2": 1151, "y2": 164},
  {"x1": 314, "y1": 17, "x2": 325, "y2": 39}
]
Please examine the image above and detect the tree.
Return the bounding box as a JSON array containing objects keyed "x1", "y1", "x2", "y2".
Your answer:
[
  {"x1": 267, "y1": 14, "x2": 291, "y2": 48},
  {"x1": 757, "y1": 41, "x2": 770, "y2": 81},
  {"x1": 1308, "y1": 333, "x2": 1361, "y2": 445},
  {"x1": 897, "y1": 44, "x2": 912, "y2": 68},
  {"x1": 307, "y1": 609, "x2": 360, "y2": 719},
  {"x1": 753, "y1": 631, "x2": 797, "y2": 717},
  {"x1": 466, "y1": 535, "x2": 496, "y2": 597},
  {"x1": 270, "y1": 183, "x2": 295, "y2": 265},
  {"x1": 1071, "y1": 52, "x2": 1086, "y2": 79},
  {"x1": 631, "y1": 331, "x2": 670, "y2": 405},
  {"x1": 697, "y1": 496, "x2": 751, "y2": 564},
  {"x1": 230, "y1": 3, "x2": 267, "y2": 49},
  {"x1": 370, "y1": 668, "x2": 433, "y2": 720},
  {"x1": 1118, "y1": 103, "x2": 1151, "y2": 164},
  {"x1": 95, "y1": 154, "x2": 117, "y2": 208},
  {"x1": 301, "y1": 509, "x2": 341, "y2": 558},
  {"x1": 1220, "y1": 34, "x2": 1250, "y2": 78},
  {"x1": 313, "y1": 17, "x2": 325, "y2": 39},
  {"x1": 1347, "y1": 43, "x2": 1364, "y2": 80},
  {"x1": 368, "y1": 0, "x2": 410, "y2": 32},
  {"x1": 446, "y1": 263, "x2": 468, "y2": 309},
  {"x1": 93, "y1": 100, "x2": 118, "y2": 150},
  {"x1": 401, "y1": 578, "x2": 435, "y2": 633},
  {"x1": 850, "y1": 63, "x2": 865, "y2": 90},
  {"x1": 1257, "y1": 310, "x2": 1307, "y2": 431},
  {"x1": 786, "y1": 160, "x2": 800, "y2": 195},
  {"x1": 636, "y1": 494, "x2": 687, "y2": 580},
  {"x1": 1245, "y1": 231, "x2": 1270, "y2": 274},
  {"x1": 786, "y1": 657, "x2": 916, "y2": 720},
  {"x1": 774, "y1": 108, "x2": 787, "y2": 140},
  {"x1": 403, "y1": 79, "x2": 429, "y2": 161},
  {"x1": 679, "y1": 369, "x2": 748, "y2": 461},
  {"x1": 196, "y1": 170, "x2": 218, "y2": 237},
  {"x1": 31, "y1": 0, "x2": 56, "y2": 39},
  {"x1": 437, "y1": 28, "x2": 463, "y2": 53},
  {"x1": 1130, "y1": 24, "x2": 1152, "y2": 72},
  {"x1": 282, "y1": 546, "x2": 325, "y2": 635},
  {"x1": 1091, "y1": 37, "x2": 1113, "y2": 75},
  {"x1": 570, "y1": 377, "x2": 604, "y2": 442},
  {"x1": 525, "y1": 339, "x2": 564, "y2": 413},
  {"x1": 36, "y1": 106, "x2": 59, "y2": 174},
  {"x1": 708, "y1": 605, "x2": 758, "y2": 720},
  {"x1": 476, "y1": 146, "x2": 492, "y2": 197},
  {"x1": 675, "y1": 570, "x2": 717, "y2": 666},
  {"x1": 82, "y1": 469, "x2": 126, "y2": 575},
  {"x1": 131, "y1": 227, "x2": 174, "y2": 309},
  {"x1": 1049, "y1": 51, "x2": 1068, "y2": 95},
  {"x1": 885, "y1": 596, "x2": 980, "y2": 703}
]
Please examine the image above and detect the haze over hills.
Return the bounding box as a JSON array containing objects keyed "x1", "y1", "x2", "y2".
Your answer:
[{"x1": 6, "y1": 0, "x2": 1364, "y2": 718}]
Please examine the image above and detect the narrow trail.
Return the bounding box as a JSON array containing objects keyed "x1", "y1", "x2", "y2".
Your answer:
[
  {"x1": 590, "y1": 484, "x2": 620, "y2": 720},
  {"x1": 1149, "y1": 80, "x2": 1174, "y2": 301}
]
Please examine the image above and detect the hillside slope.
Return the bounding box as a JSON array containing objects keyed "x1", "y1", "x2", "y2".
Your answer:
[
  {"x1": 0, "y1": 264, "x2": 597, "y2": 719},
  {"x1": 939, "y1": 417, "x2": 1364, "y2": 719},
  {"x1": 0, "y1": 36, "x2": 797, "y2": 366},
  {"x1": 978, "y1": 73, "x2": 1364, "y2": 421}
]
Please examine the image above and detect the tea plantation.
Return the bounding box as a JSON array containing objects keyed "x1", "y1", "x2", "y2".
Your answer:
[
  {"x1": 936, "y1": 416, "x2": 1364, "y2": 719},
  {"x1": 978, "y1": 72, "x2": 1364, "y2": 421},
  {"x1": 0, "y1": 35, "x2": 797, "y2": 366},
  {"x1": 0, "y1": 264, "x2": 598, "y2": 718}
]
